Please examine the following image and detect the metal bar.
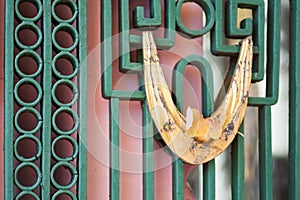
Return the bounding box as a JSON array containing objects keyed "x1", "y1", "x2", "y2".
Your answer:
[
  {"x1": 231, "y1": 125, "x2": 245, "y2": 200},
  {"x1": 110, "y1": 98, "x2": 120, "y2": 200},
  {"x1": 265, "y1": 0, "x2": 280, "y2": 104},
  {"x1": 78, "y1": 0, "x2": 88, "y2": 198},
  {"x1": 4, "y1": 0, "x2": 14, "y2": 199},
  {"x1": 172, "y1": 159, "x2": 184, "y2": 200},
  {"x1": 101, "y1": 0, "x2": 113, "y2": 98},
  {"x1": 258, "y1": 106, "x2": 273, "y2": 200},
  {"x1": 203, "y1": 161, "x2": 215, "y2": 200},
  {"x1": 289, "y1": 0, "x2": 300, "y2": 199},
  {"x1": 42, "y1": 0, "x2": 52, "y2": 198},
  {"x1": 142, "y1": 101, "x2": 155, "y2": 200}
]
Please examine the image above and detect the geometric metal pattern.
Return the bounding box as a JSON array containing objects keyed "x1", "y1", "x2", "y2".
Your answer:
[
  {"x1": 101, "y1": 0, "x2": 280, "y2": 199},
  {"x1": 2, "y1": 0, "x2": 287, "y2": 199}
]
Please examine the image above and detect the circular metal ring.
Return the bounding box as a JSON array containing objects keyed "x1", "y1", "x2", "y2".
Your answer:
[
  {"x1": 15, "y1": 191, "x2": 40, "y2": 200},
  {"x1": 176, "y1": 0, "x2": 215, "y2": 37},
  {"x1": 52, "y1": 135, "x2": 79, "y2": 162},
  {"x1": 52, "y1": 51, "x2": 79, "y2": 79},
  {"x1": 52, "y1": 107, "x2": 79, "y2": 135},
  {"x1": 52, "y1": 23, "x2": 79, "y2": 52},
  {"x1": 52, "y1": 190, "x2": 77, "y2": 200},
  {"x1": 50, "y1": 162, "x2": 78, "y2": 190},
  {"x1": 52, "y1": 79, "x2": 78, "y2": 107},
  {"x1": 52, "y1": 0, "x2": 78, "y2": 23},
  {"x1": 14, "y1": 162, "x2": 42, "y2": 191},
  {"x1": 15, "y1": 0, "x2": 43, "y2": 22},
  {"x1": 14, "y1": 78, "x2": 42, "y2": 107},
  {"x1": 15, "y1": 50, "x2": 43, "y2": 78},
  {"x1": 15, "y1": 22, "x2": 42, "y2": 49},
  {"x1": 14, "y1": 134, "x2": 42, "y2": 162},
  {"x1": 14, "y1": 107, "x2": 42, "y2": 134}
]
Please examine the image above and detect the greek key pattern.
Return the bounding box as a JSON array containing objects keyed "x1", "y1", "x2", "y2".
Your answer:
[{"x1": 101, "y1": 0, "x2": 280, "y2": 199}]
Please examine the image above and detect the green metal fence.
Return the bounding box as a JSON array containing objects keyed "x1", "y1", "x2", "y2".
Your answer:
[
  {"x1": 5, "y1": 0, "x2": 300, "y2": 199},
  {"x1": 101, "y1": 0, "x2": 280, "y2": 199},
  {"x1": 4, "y1": 0, "x2": 87, "y2": 199}
]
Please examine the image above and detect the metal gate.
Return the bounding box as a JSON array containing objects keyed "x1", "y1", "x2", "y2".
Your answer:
[
  {"x1": 2, "y1": 0, "x2": 299, "y2": 199},
  {"x1": 3, "y1": 0, "x2": 87, "y2": 199}
]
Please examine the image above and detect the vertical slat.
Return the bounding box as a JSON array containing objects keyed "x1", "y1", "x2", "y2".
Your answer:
[
  {"x1": 172, "y1": 159, "x2": 184, "y2": 200},
  {"x1": 110, "y1": 98, "x2": 120, "y2": 199},
  {"x1": 266, "y1": 0, "x2": 280, "y2": 103},
  {"x1": 202, "y1": 61, "x2": 215, "y2": 200},
  {"x1": 42, "y1": 0, "x2": 52, "y2": 198},
  {"x1": 289, "y1": 0, "x2": 300, "y2": 199},
  {"x1": 258, "y1": 106, "x2": 273, "y2": 200},
  {"x1": 78, "y1": 0, "x2": 88, "y2": 198},
  {"x1": 231, "y1": 125, "x2": 244, "y2": 200},
  {"x1": 0, "y1": 0, "x2": 4, "y2": 197},
  {"x1": 203, "y1": 161, "x2": 215, "y2": 200},
  {"x1": 101, "y1": 0, "x2": 113, "y2": 97},
  {"x1": 4, "y1": 0, "x2": 14, "y2": 199},
  {"x1": 142, "y1": 101, "x2": 155, "y2": 200}
]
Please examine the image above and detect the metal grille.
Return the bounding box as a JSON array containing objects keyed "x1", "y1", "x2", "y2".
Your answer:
[
  {"x1": 5, "y1": 0, "x2": 300, "y2": 200},
  {"x1": 101, "y1": 0, "x2": 280, "y2": 199},
  {"x1": 4, "y1": 0, "x2": 87, "y2": 199}
]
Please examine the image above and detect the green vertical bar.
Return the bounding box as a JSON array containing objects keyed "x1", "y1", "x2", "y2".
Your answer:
[
  {"x1": 172, "y1": 159, "x2": 184, "y2": 200},
  {"x1": 265, "y1": 0, "x2": 280, "y2": 104},
  {"x1": 203, "y1": 161, "x2": 215, "y2": 200},
  {"x1": 4, "y1": 0, "x2": 14, "y2": 199},
  {"x1": 139, "y1": 51, "x2": 154, "y2": 199},
  {"x1": 172, "y1": 67, "x2": 184, "y2": 200},
  {"x1": 142, "y1": 101, "x2": 154, "y2": 200},
  {"x1": 202, "y1": 63, "x2": 215, "y2": 200},
  {"x1": 258, "y1": 106, "x2": 273, "y2": 200},
  {"x1": 289, "y1": 1, "x2": 300, "y2": 199},
  {"x1": 42, "y1": 0, "x2": 52, "y2": 198},
  {"x1": 110, "y1": 98, "x2": 120, "y2": 200},
  {"x1": 101, "y1": 0, "x2": 113, "y2": 97},
  {"x1": 231, "y1": 124, "x2": 244, "y2": 200},
  {"x1": 78, "y1": 0, "x2": 87, "y2": 198}
]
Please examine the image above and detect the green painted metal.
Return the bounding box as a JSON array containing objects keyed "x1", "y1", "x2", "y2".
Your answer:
[
  {"x1": 130, "y1": 0, "x2": 176, "y2": 49},
  {"x1": 176, "y1": 0, "x2": 215, "y2": 38},
  {"x1": 259, "y1": 106, "x2": 273, "y2": 200},
  {"x1": 212, "y1": 0, "x2": 265, "y2": 82},
  {"x1": 173, "y1": 55, "x2": 214, "y2": 200},
  {"x1": 142, "y1": 101, "x2": 155, "y2": 200},
  {"x1": 248, "y1": 0, "x2": 280, "y2": 106},
  {"x1": 211, "y1": 0, "x2": 265, "y2": 81},
  {"x1": 172, "y1": 159, "x2": 184, "y2": 200},
  {"x1": 4, "y1": 0, "x2": 87, "y2": 199},
  {"x1": 2, "y1": 0, "x2": 283, "y2": 199},
  {"x1": 289, "y1": 1, "x2": 300, "y2": 199},
  {"x1": 4, "y1": 1, "x2": 15, "y2": 199},
  {"x1": 134, "y1": 0, "x2": 162, "y2": 27},
  {"x1": 100, "y1": 0, "x2": 282, "y2": 199},
  {"x1": 42, "y1": 0, "x2": 52, "y2": 198},
  {"x1": 110, "y1": 98, "x2": 120, "y2": 200},
  {"x1": 232, "y1": 125, "x2": 245, "y2": 200}
]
